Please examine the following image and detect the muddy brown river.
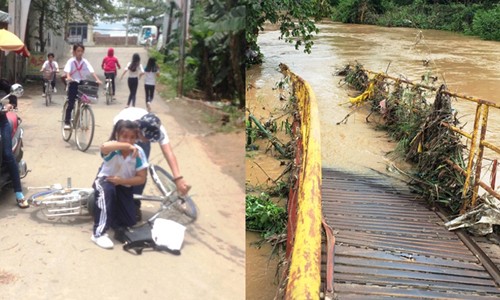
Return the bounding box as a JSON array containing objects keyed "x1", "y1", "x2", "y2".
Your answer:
[{"x1": 246, "y1": 21, "x2": 500, "y2": 299}]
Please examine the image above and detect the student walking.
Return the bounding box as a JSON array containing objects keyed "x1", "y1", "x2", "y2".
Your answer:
[
  {"x1": 101, "y1": 47, "x2": 121, "y2": 98},
  {"x1": 143, "y1": 57, "x2": 160, "y2": 112},
  {"x1": 120, "y1": 53, "x2": 144, "y2": 108},
  {"x1": 91, "y1": 120, "x2": 148, "y2": 249}
]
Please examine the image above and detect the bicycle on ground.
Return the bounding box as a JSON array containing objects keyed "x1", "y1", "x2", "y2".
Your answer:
[
  {"x1": 28, "y1": 178, "x2": 95, "y2": 218},
  {"x1": 27, "y1": 164, "x2": 197, "y2": 222},
  {"x1": 61, "y1": 80, "x2": 97, "y2": 152}
]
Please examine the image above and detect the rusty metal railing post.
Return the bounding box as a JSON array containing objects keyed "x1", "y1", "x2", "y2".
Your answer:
[
  {"x1": 460, "y1": 103, "x2": 482, "y2": 214},
  {"x1": 471, "y1": 105, "x2": 489, "y2": 209}
]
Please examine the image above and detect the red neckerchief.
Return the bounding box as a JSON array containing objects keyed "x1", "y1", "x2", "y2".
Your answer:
[{"x1": 70, "y1": 59, "x2": 84, "y2": 78}]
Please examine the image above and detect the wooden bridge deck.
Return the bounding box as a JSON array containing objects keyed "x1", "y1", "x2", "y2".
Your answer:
[{"x1": 321, "y1": 169, "x2": 500, "y2": 299}]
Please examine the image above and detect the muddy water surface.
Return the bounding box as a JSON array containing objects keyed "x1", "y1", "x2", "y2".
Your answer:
[{"x1": 247, "y1": 21, "x2": 500, "y2": 299}]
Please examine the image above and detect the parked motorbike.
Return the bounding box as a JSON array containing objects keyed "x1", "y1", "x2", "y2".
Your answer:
[{"x1": 0, "y1": 81, "x2": 28, "y2": 190}]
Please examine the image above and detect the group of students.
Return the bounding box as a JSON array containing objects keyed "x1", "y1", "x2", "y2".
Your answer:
[
  {"x1": 14, "y1": 43, "x2": 189, "y2": 250},
  {"x1": 40, "y1": 44, "x2": 160, "y2": 123}
]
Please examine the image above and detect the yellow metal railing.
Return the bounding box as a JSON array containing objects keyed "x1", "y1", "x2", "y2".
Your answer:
[
  {"x1": 365, "y1": 70, "x2": 500, "y2": 213},
  {"x1": 279, "y1": 64, "x2": 323, "y2": 299}
]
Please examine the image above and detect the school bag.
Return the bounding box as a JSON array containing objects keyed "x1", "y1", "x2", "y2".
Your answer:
[{"x1": 120, "y1": 218, "x2": 186, "y2": 255}]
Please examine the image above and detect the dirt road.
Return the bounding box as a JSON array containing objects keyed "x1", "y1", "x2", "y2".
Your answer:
[{"x1": 0, "y1": 46, "x2": 245, "y2": 299}]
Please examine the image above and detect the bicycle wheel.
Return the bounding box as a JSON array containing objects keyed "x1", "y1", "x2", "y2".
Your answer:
[
  {"x1": 75, "y1": 105, "x2": 95, "y2": 152},
  {"x1": 151, "y1": 165, "x2": 198, "y2": 223},
  {"x1": 61, "y1": 101, "x2": 72, "y2": 141},
  {"x1": 30, "y1": 189, "x2": 94, "y2": 217},
  {"x1": 45, "y1": 82, "x2": 50, "y2": 106},
  {"x1": 106, "y1": 83, "x2": 112, "y2": 105},
  {"x1": 47, "y1": 87, "x2": 52, "y2": 105}
]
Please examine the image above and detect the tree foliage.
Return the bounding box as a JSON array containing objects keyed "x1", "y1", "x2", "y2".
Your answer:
[
  {"x1": 331, "y1": 0, "x2": 500, "y2": 41},
  {"x1": 27, "y1": 0, "x2": 114, "y2": 52},
  {"x1": 189, "y1": 0, "x2": 245, "y2": 107},
  {"x1": 99, "y1": 0, "x2": 167, "y2": 34},
  {"x1": 472, "y1": 4, "x2": 500, "y2": 41},
  {"x1": 156, "y1": 0, "x2": 245, "y2": 108},
  {"x1": 335, "y1": 0, "x2": 385, "y2": 23},
  {"x1": 246, "y1": 0, "x2": 321, "y2": 66}
]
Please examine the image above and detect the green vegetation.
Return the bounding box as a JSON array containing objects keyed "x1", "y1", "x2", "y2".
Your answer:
[
  {"x1": 246, "y1": 193, "x2": 287, "y2": 238},
  {"x1": 331, "y1": 0, "x2": 500, "y2": 41},
  {"x1": 22, "y1": 0, "x2": 114, "y2": 52},
  {"x1": 134, "y1": 0, "x2": 245, "y2": 112},
  {"x1": 245, "y1": 0, "x2": 322, "y2": 65}
]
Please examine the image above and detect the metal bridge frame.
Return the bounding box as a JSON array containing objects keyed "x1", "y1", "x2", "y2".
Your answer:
[{"x1": 280, "y1": 65, "x2": 500, "y2": 299}]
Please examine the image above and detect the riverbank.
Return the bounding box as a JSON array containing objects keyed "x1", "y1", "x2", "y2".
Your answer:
[{"x1": 331, "y1": 2, "x2": 500, "y2": 42}]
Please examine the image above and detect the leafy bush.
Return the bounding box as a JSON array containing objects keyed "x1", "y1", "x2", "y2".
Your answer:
[
  {"x1": 472, "y1": 5, "x2": 500, "y2": 41},
  {"x1": 246, "y1": 193, "x2": 287, "y2": 238}
]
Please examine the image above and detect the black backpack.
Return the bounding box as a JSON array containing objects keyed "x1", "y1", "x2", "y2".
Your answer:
[{"x1": 117, "y1": 223, "x2": 181, "y2": 256}]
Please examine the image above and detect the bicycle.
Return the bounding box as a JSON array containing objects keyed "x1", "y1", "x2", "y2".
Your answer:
[
  {"x1": 42, "y1": 70, "x2": 57, "y2": 107},
  {"x1": 61, "y1": 80, "x2": 97, "y2": 152},
  {"x1": 123, "y1": 164, "x2": 197, "y2": 254},
  {"x1": 27, "y1": 164, "x2": 197, "y2": 221},
  {"x1": 27, "y1": 178, "x2": 95, "y2": 218},
  {"x1": 104, "y1": 78, "x2": 113, "y2": 105},
  {"x1": 134, "y1": 164, "x2": 197, "y2": 225}
]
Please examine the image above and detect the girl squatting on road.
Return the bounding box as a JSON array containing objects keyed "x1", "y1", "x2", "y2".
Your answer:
[{"x1": 91, "y1": 120, "x2": 148, "y2": 249}]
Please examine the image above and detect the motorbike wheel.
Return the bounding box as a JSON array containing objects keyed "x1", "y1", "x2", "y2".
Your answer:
[{"x1": 61, "y1": 101, "x2": 72, "y2": 141}]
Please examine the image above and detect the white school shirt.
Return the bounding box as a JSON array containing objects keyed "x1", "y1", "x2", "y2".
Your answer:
[
  {"x1": 64, "y1": 57, "x2": 95, "y2": 82},
  {"x1": 41, "y1": 60, "x2": 59, "y2": 73},
  {"x1": 113, "y1": 107, "x2": 170, "y2": 145},
  {"x1": 126, "y1": 62, "x2": 144, "y2": 78},
  {"x1": 97, "y1": 144, "x2": 149, "y2": 187},
  {"x1": 144, "y1": 71, "x2": 158, "y2": 86}
]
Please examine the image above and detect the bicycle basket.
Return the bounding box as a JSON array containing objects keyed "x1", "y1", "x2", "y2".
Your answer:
[
  {"x1": 78, "y1": 80, "x2": 99, "y2": 98},
  {"x1": 79, "y1": 93, "x2": 98, "y2": 104},
  {"x1": 43, "y1": 70, "x2": 55, "y2": 80}
]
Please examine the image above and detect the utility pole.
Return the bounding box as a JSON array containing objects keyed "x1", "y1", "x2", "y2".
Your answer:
[
  {"x1": 177, "y1": 0, "x2": 188, "y2": 97},
  {"x1": 125, "y1": 0, "x2": 131, "y2": 46}
]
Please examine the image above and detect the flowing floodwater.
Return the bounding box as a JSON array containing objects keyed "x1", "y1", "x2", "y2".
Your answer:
[{"x1": 246, "y1": 21, "x2": 500, "y2": 299}]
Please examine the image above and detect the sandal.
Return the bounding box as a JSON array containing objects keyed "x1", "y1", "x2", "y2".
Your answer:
[{"x1": 17, "y1": 198, "x2": 30, "y2": 209}]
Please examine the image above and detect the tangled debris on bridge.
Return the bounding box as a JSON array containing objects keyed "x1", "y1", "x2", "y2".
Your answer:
[{"x1": 337, "y1": 63, "x2": 499, "y2": 229}]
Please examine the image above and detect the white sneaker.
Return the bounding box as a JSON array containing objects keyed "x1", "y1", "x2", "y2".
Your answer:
[
  {"x1": 64, "y1": 124, "x2": 71, "y2": 130},
  {"x1": 91, "y1": 234, "x2": 114, "y2": 249},
  {"x1": 53, "y1": 87, "x2": 57, "y2": 93},
  {"x1": 42, "y1": 93, "x2": 45, "y2": 97}
]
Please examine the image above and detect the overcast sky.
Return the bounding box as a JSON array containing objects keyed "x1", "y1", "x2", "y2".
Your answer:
[{"x1": 94, "y1": 21, "x2": 131, "y2": 36}]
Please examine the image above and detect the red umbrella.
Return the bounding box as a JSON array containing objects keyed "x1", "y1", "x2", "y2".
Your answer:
[{"x1": 0, "y1": 29, "x2": 30, "y2": 57}]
